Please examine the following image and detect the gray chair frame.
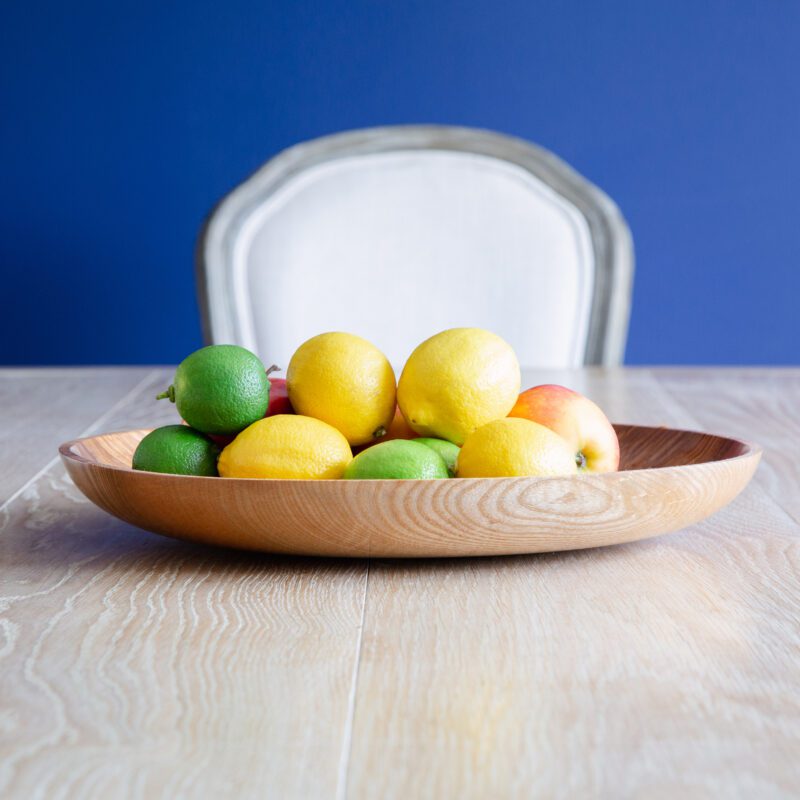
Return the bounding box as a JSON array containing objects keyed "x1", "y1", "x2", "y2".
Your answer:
[{"x1": 196, "y1": 125, "x2": 634, "y2": 365}]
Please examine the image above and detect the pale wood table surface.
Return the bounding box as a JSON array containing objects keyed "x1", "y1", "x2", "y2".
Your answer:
[{"x1": 1, "y1": 367, "x2": 798, "y2": 799}]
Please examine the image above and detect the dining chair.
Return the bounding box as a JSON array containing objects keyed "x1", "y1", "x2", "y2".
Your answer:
[{"x1": 196, "y1": 125, "x2": 634, "y2": 370}]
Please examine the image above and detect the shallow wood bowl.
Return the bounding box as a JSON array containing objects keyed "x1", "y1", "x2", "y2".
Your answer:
[{"x1": 59, "y1": 425, "x2": 760, "y2": 558}]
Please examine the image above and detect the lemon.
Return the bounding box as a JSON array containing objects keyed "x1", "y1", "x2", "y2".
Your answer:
[
  {"x1": 397, "y1": 328, "x2": 521, "y2": 445},
  {"x1": 218, "y1": 415, "x2": 352, "y2": 479},
  {"x1": 287, "y1": 332, "x2": 396, "y2": 446},
  {"x1": 456, "y1": 418, "x2": 578, "y2": 478}
]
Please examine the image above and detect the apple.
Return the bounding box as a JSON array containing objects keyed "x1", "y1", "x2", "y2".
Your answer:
[
  {"x1": 265, "y1": 376, "x2": 293, "y2": 417},
  {"x1": 264, "y1": 365, "x2": 293, "y2": 417},
  {"x1": 508, "y1": 384, "x2": 619, "y2": 472}
]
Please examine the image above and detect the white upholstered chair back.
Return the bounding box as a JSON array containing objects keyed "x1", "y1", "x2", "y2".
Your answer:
[{"x1": 197, "y1": 126, "x2": 633, "y2": 370}]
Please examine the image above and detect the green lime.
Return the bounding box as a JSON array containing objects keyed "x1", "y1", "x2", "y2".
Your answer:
[
  {"x1": 343, "y1": 439, "x2": 449, "y2": 480},
  {"x1": 132, "y1": 425, "x2": 220, "y2": 476},
  {"x1": 414, "y1": 437, "x2": 460, "y2": 477},
  {"x1": 158, "y1": 345, "x2": 270, "y2": 435}
]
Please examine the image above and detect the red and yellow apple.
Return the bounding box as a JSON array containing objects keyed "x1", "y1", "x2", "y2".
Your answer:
[{"x1": 508, "y1": 384, "x2": 619, "y2": 473}]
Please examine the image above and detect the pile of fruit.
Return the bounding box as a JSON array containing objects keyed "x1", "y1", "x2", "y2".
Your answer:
[{"x1": 132, "y1": 328, "x2": 620, "y2": 480}]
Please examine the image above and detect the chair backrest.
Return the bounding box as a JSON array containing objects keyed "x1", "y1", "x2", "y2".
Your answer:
[{"x1": 197, "y1": 126, "x2": 633, "y2": 370}]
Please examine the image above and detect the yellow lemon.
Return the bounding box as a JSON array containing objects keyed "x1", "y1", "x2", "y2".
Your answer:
[
  {"x1": 287, "y1": 332, "x2": 396, "y2": 446},
  {"x1": 456, "y1": 417, "x2": 578, "y2": 478},
  {"x1": 218, "y1": 415, "x2": 352, "y2": 479},
  {"x1": 397, "y1": 328, "x2": 521, "y2": 446}
]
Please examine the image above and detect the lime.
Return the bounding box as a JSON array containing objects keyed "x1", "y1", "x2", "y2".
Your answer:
[
  {"x1": 158, "y1": 345, "x2": 270, "y2": 435},
  {"x1": 414, "y1": 437, "x2": 460, "y2": 477},
  {"x1": 343, "y1": 439, "x2": 449, "y2": 480},
  {"x1": 132, "y1": 425, "x2": 220, "y2": 476}
]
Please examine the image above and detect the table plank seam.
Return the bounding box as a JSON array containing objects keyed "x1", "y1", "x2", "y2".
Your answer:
[
  {"x1": 0, "y1": 369, "x2": 161, "y2": 516},
  {"x1": 0, "y1": 368, "x2": 153, "y2": 378},
  {"x1": 336, "y1": 561, "x2": 370, "y2": 800}
]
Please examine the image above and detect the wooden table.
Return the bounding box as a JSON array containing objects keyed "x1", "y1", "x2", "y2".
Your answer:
[{"x1": 1, "y1": 367, "x2": 798, "y2": 798}]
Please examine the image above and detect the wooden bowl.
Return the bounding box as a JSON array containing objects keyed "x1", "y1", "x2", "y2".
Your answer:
[{"x1": 59, "y1": 425, "x2": 760, "y2": 558}]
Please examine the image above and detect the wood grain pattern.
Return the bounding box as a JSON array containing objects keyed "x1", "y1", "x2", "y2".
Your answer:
[
  {"x1": 347, "y1": 492, "x2": 800, "y2": 798},
  {"x1": 1, "y1": 368, "x2": 798, "y2": 799},
  {"x1": 651, "y1": 369, "x2": 800, "y2": 525},
  {"x1": 0, "y1": 368, "x2": 367, "y2": 799},
  {"x1": 0, "y1": 368, "x2": 154, "y2": 505},
  {"x1": 60, "y1": 425, "x2": 759, "y2": 558},
  {"x1": 344, "y1": 369, "x2": 800, "y2": 799}
]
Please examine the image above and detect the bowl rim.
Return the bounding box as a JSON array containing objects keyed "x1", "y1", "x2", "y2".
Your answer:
[{"x1": 58, "y1": 425, "x2": 763, "y2": 484}]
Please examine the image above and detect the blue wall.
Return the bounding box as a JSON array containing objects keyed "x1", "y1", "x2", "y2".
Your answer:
[{"x1": 2, "y1": 1, "x2": 798, "y2": 365}]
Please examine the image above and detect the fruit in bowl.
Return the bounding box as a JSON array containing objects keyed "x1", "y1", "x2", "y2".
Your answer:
[
  {"x1": 344, "y1": 439, "x2": 449, "y2": 480},
  {"x1": 64, "y1": 329, "x2": 763, "y2": 559},
  {"x1": 509, "y1": 384, "x2": 619, "y2": 473},
  {"x1": 457, "y1": 418, "x2": 578, "y2": 478},
  {"x1": 158, "y1": 344, "x2": 270, "y2": 435},
  {"x1": 397, "y1": 328, "x2": 520, "y2": 446},
  {"x1": 414, "y1": 438, "x2": 460, "y2": 477},
  {"x1": 218, "y1": 415, "x2": 352, "y2": 479},
  {"x1": 287, "y1": 332, "x2": 396, "y2": 447},
  {"x1": 132, "y1": 425, "x2": 221, "y2": 477},
  {"x1": 265, "y1": 375, "x2": 292, "y2": 417},
  {"x1": 203, "y1": 370, "x2": 294, "y2": 449},
  {"x1": 131, "y1": 332, "x2": 619, "y2": 482},
  {"x1": 375, "y1": 406, "x2": 417, "y2": 443}
]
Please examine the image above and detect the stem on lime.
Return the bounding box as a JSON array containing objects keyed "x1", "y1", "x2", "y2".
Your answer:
[{"x1": 156, "y1": 385, "x2": 176, "y2": 403}]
